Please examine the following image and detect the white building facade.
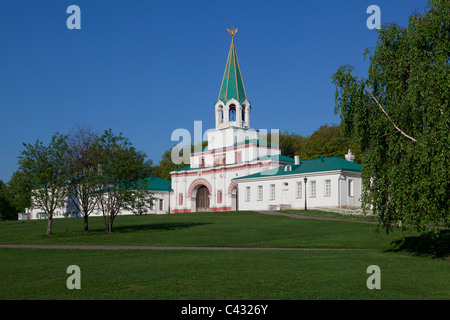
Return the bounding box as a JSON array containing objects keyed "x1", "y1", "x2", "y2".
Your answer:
[
  {"x1": 235, "y1": 155, "x2": 362, "y2": 211},
  {"x1": 26, "y1": 176, "x2": 172, "y2": 220}
]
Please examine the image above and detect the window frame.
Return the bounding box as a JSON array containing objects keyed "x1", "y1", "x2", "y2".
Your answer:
[
  {"x1": 324, "y1": 180, "x2": 331, "y2": 197},
  {"x1": 296, "y1": 181, "x2": 302, "y2": 199},
  {"x1": 270, "y1": 184, "x2": 275, "y2": 200},
  {"x1": 235, "y1": 151, "x2": 242, "y2": 163},
  {"x1": 217, "y1": 190, "x2": 223, "y2": 204},
  {"x1": 310, "y1": 180, "x2": 316, "y2": 198},
  {"x1": 257, "y1": 185, "x2": 263, "y2": 201}
]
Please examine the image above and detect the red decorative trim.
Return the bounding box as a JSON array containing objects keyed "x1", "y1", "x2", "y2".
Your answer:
[
  {"x1": 172, "y1": 209, "x2": 192, "y2": 213},
  {"x1": 227, "y1": 180, "x2": 238, "y2": 195},
  {"x1": 187, "y1": 178, "x2": 213, "y2": 198},
  {"x1": 209, "y1": 206, "x2": 232, "y2": 211},
  {"x1": 171, "y1": 158, "x2": 289, "y2": 177}
]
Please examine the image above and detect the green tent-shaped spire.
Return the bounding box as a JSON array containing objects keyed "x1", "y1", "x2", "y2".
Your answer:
[{"x1": 218, "y1": 35, "x2": 247, "y2": 104}]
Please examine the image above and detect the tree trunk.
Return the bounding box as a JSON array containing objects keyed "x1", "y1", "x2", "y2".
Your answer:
[
  {"x1": 46, "y1": 214, "x2": 53, "y2": 235},
  {"x1": 103, "y1": 215, "x2": 109, "y2": 232},
  {"x1": 108, "y1": 217, "x2": 114, "y2": 233},
  {"x1": 83, "y1": 215, "x2": 89, "y2": 233}
]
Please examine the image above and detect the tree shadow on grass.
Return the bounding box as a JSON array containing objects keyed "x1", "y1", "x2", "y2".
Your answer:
[
  {"x1": 387, "y1": 230, "x2": 450, "y2": 259},
  {"x1": 91, "y1": 222, "x2": 211, "y2": 234}
]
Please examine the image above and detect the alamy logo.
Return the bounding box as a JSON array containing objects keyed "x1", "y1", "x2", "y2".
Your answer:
[
  {"x1": 66, "y1": 265, "x2": 81, "y2": 289},
  {"x1": 366, "y1": 265, "x2": 381, "y2": 289},
  {"x1": 66, "y1": 5, "x2": 81, "y2": 30},
  {"x1": 170, "y1": 121, "x2": 280, "y2": 175},
  {"x1": 366, "y1": 5, "x2": 381, "y2": 30}
]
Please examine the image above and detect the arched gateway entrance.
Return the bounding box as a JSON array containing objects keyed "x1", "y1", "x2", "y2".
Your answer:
[
  {"x1": 196, "y1": 186, "x2": 210, "y2": 212},
  {"x1": 188, "y1": 179, "x2": 212, "y2": 212}
]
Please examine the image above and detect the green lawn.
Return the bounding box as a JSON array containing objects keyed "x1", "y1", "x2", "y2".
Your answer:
[
  {"x1": 0, "y1": 211, "x2": 448, "y2": 300},
  {"x1": 0, "y1": 211, "x2": 404, "y2": 248}
]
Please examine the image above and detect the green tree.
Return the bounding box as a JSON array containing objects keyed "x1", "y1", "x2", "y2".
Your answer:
[
  {"x1": 332, "y1": 0, "x2": 449, "y2": 232},
  {"x1": 153, "y1": 148, "x2": 186, "y2": 181},
  {"x1": 93, "y1": 129, "x2": 153, "y2": 233},
  {"x1": 303, "y1": 124, "x2": 361, "y2": 162},
  {"x1": 264, "y1": 125, "x2": 360, "y2": 162},
  {"x1": 0, "y1": 180, "x2": 19, "y2": 220},
  {"x1": 6, "y1": 171, "x2": 32, "y2": 214},
  {"x1": 275, "y1": 130, "x2": 305, "y2": 159},
  {"x1": 66, "y1": 125, "x2": 101, "y2": 232},
  {"x1": 153, "y1": 141, "x2": 207, "y2": 180},
  {"x1": 12, "y1": 133, "x2": 70, "y2": 235}
]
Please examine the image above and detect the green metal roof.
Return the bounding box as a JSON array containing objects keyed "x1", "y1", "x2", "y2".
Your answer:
[
  {"x1": 142, "y1": 176, "x2": 172, "y2": 191},
  {"x1": 93, "y1": 176, "x2": 172, "y2": 194},
  {"x1": 234, "y1": 156, "x2": 362, "y2": 180},
  {"x1": 174, "y1": 165, "x2": 191, "y2": 172},
  {"x1": 218, "y1": 38, "x2": 247, "y2": 104}
]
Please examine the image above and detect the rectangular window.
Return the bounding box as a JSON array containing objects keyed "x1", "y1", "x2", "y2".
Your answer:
[
  {"x1": 349, "y1": 179, "x2": 354, "y2": 197},
  {"x1": 310, "y1": 180, "x2": 316, "y2": 198},
  {"x1": 296, "y1": 181, "x2": 302, "y2": 199},
  {"x1": 245, "y1": 186, "x2": 251, "y2": 202},
  {"x1": 325, "y1": 180, "x2": 331, "y2": 197},
  {"x1": 214, "y1": 154, "x2": 226, "y2": 166},
  {"x1": 159, "y1": 199, "x2": 164, "y2": 211},
  {"x1": 270, "y1": 184, "x2": 275, "y2": 200},
  {"x1": 217, "y1": 190, "x2": 223, "y2": 204},
  {"x1": 258, "y1": 185, "x2": 263, "y2": 201},
  {"x1": 178, "y1": 193, "x2": 183, "y2": 205},
  {"x1": 235, "y1": 151, "x2": 242, "y2": 163}
]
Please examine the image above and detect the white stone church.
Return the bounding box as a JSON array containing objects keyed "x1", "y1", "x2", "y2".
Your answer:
[{"x1": 169, "y1": 30, "x2": 362, "y2": 213}]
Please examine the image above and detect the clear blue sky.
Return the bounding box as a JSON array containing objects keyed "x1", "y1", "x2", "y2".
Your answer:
[{"x1": 0, "y1": 0, "x2": 429, "y2": 182}]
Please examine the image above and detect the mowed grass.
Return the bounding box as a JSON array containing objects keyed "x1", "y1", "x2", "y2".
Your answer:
[
  {"x1": 0, "y1": 211, "x2": 449, "y2": 300},
  {"x1": 1, "y1": 248, "x2": 449, "y2": 300},
  {"x1": 0, "y1": 211, "x2": 403, "y2": 249}
]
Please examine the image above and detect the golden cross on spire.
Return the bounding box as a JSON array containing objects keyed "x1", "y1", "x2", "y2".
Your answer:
[{"x1": 227, "y1": 27, "x2": 238, "y2": 39}]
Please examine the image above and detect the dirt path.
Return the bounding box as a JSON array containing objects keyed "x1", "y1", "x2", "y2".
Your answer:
[{"x1": 0, "y1": 244, "x2": 370, "y2": 251}]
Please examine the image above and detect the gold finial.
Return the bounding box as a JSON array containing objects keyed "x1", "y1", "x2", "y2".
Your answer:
[{"x1": 227, "y1": 27, "x2": 238, "y2": 39}]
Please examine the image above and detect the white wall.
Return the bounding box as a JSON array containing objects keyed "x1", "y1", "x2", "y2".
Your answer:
[
  {"x1": 206, "y1": 127, "x2": 258, "y2": 150},
  {"x1": 190, "y1": 139, "x2": 280, "y2": 169},
  {"x1": 27, "y1": 191, "x2": 171, "y2": 220},
  {"x1": 338, "y1": 172, "x2": 362, "y2": 209},
  {"x1": 171, "y1": 123, "x2": 285, "y2": 213},
  {"x1": 236, "y1": 170, "x2": 362, "y2": 211},
  {"x1": 170, "y1": 159, "x2": 284, "y2": 213}
]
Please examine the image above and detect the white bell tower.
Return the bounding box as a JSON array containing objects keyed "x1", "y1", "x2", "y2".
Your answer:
[{"x1": 208, "y1": 27, "x2": 257, "y2": 151}]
